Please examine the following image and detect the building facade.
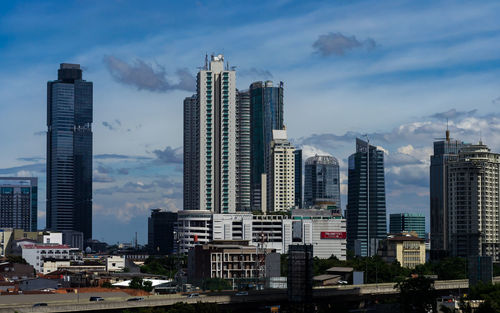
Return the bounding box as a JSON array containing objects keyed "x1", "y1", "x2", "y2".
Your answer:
[
  {"x1": 183, "y1": 55, "x2": 237, "y2": 213},
  {"x1": 236, "y1": 90, "x2": 251, "y2": 211},
  {"x1": 0, "y1": 177, "x2": 38, "y2": 231},
  {"x1": 377, "y1": 235, "x2": 426, "y2": 269},
  {"x1": 430, "y1": 130, "x2": 464, "y2": 259},
  {"x1": 47, "y1": 63, "x2": 93, "y2": 240},
  {"x1": 250, "y1": 81, "x2": 284, "y2": 212},
  {"x1": 147, "y1": 209, "x2": 177, "y2": 255},
  {"x1": 294, "y1": 149, "x2": 303, "y2": 208},
  {"x1": 346, "y1": 138, "x2": 387, "y2": 257},
  {"x1": 21, "y1": 243, "x2": 79, "y2": 273},
  {"x1": 389, "y1": 213, "x2": 425, "y2": 239},
  {"x1": 268, "y1": 130, "x2": 295, "y2": 212},
  {"x1": 447, "y1": 142, "x2": 500, "y2": 262},
  {"x1": 304, "y1": 155, "x2": 341, "y2": 209}
]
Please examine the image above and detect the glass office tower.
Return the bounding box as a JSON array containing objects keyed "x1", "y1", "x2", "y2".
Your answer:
[
  {"x1": 304, "y1": 155, "x2": 340, "y2": 208},
  {"x1": 389, "y1": 213, "x2": 425, "y2": 239},
  {"x1": 294, "y1": 149, "x2": 303, "y2": 208},
  {"x1": 0, "y1": 177, "x2": 38, "y2": 231},
  {"x1": 47, "y1": 63, "x2": 93, "y2": 241},
  {"x1": 346, "y1": 138, "x2": 387, "y2": 257},
  {"x1": 250, "y1": 81, "x2": 284, "y2": 212}
]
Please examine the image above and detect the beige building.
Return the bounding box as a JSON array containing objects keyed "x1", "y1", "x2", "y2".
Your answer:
[
  {"x1": 377, "y1": 234, "x2": 426, "y2": 268},
  {"x1": 268, "y1": 130, "x2": 295, "y2": 212}
]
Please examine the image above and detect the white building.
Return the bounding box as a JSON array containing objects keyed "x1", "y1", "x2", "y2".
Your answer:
[
  {"x1": 41, "y1": 232, "x2": 63, "y2": 245},
  {"x1": 106, "y1": 256, "x2": 125, "y2": 272},
  {"x1": 268, "y1": 130, "x2": 295, "y2": 212},
  {"x1": 21, "y1": 244, "x2": 79, "y2": 273},
  {"x1": 42, "y1": 259, "x2": 70, "y2": 275},
  {"x1": 184, "y1": 54, "x2": 237, "y2": 213},
  {"x1": 179, "y1": 211, "x2": 346, "y2": 259}
]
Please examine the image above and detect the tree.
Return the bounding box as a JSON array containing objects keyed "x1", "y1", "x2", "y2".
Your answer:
[
  {"x1": 468, "y1": 282, "x2": 500, "y2": 313},
  {"x1": 395, "y1": 276, "x2": 437, "y2": 313},
  {"x1": 129, "y1": 277, "x2": 153, "y2": 292},
  {"x1": 201, "y1": 278, "x2": 231, "y2": 291}
]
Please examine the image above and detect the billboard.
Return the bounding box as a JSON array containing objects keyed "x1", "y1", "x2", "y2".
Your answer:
[{"x1": 320, "y1": 232, "x2": 346, "y2": 239}]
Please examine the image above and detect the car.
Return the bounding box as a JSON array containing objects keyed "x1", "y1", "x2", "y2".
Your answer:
[
  {"x1": 127, "y1": 297, "x2": 145, "y2": 301},
  {"x1": 235, "y1": 291, "x2": 248, "y2": 296},
  {"x1": 187, "y1": 293, "x2": 200, "y2": 298},
  {"x1": 33, "y1": 303, "x2": 48, "y2": 307},
  {"x1": 89, "y1": 296, "x2": 104, "y2": 302},
  {"x1": 337, "y1": 280, "x2": 348, "y2": 285}
]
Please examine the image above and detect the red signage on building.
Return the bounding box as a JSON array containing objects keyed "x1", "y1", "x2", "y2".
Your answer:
[{"x1": 320, "y1": 232, "x2": 346, "y2": 239}]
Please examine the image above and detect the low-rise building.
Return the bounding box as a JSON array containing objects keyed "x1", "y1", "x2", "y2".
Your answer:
[
  {"x1": 21, "y1": 244, "x2": 80, "y2": 273},
  {"x1": 42, "y1": 259, "x2": 71, "y2": 275},
  {"x1": 0, "y1": 261, "x2": 35, "y2": 281},
  {"x1": 187, "y1": 240, "x2": 279, "y2": 284},
  {"x1": 106, "y1": 256, "x2": 125, "y2": 272},
  {"x1": 377, "y1": 234, "x2": 426, "y2": 268}
]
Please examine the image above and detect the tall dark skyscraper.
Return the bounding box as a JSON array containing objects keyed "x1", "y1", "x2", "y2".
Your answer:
[
  {"x1": 304, "y1": 155, "x2": 340, "y2": 209},
  {"x1": 250, "y1": 81, "x2": 284, "y2": 211},
  {"x1": 47, "y1": 63, "x2": 93, "y2": 241},
  {"x1": 429, "y1": 129, "x2": 464, "y2": 259},
  {"x1": 346, "y1": 138, "x2": 387, "y2": 257},
  {"x1": 294, "y1": 149, "x2": 303, "y2": 208},
  {"x1": 148, "y1": 209, "x2": 177, "y2": 255}
]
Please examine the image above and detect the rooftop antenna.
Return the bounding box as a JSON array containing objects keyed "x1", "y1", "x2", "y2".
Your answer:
[
  {"x1": 479, "y1": 130, "x2": 482, "y2": 145},
  {"x1": 204, "y1": 53, "x2": 208, "y2": 70},
  {"x1": 226, "y1": 61, "x2": 229, "y2": 71}
]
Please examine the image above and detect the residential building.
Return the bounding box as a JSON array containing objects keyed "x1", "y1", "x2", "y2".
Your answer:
[
  {"x1": 147, "y1": 209, "x2": 177, "y2": 255},
  {"x1": 346, "y1": 138, "x2": 387, "y2": 257},
  {"x1": 183, "y1": 94, "x2": 199, "y2": 212},
  {"x1": 377, "y1": 234, "x2": 426, "y2": 268},
  {"x1": 47, "y1": 63, "x2": 93, "y2": 240},
  {"x1": 430, "y1": 129, "x2": 465, "y2": 259},
  {"x1": 187, "y1": 240, "x2": 279, "y2": 284},
  {"x1": 21, "y1": 243, "x2": 79, "y2": 273},
  {"x1": 250, "y1": 81, "x2": 284, "y2": 212},
  {"x1": 294, "y1": 149, "x2": 303, "y2": 208},
  {"x1": 389, "y1": 213, "x2": 425, "y2": 239},
  {"x1": 304, "y1": 155, "x2": 341, "y2": 209},
  {"x1": 447, "y1": 142, "x2": 500, "y2": 262},
  {"x1": 268, "y1": 130, "x2": 295, "y2": 212},
  {"x1": 0, "y1": 262, "x2": 35, "y2": 281},
  {"x1": 106, "y1": 256, "x2": 125, "y2": 272},
  {"x1": 0, "y1": 177, "x2": 38, "y2": 231},
  {"x1": 183, "y1": 54, "x2": 237, "y2": 213},
  {"x1": 236, "y1": 90, "x2": 251, "y2": 211}
]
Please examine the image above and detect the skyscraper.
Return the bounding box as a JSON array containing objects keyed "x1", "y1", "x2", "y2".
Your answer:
[
  {"x1": 389, "y1": 213, "x2": 425, "y2": 239},
  {"x1": 0, "y1": 177, "x2": 38, "y2": 231},
  {"x1": 447, "y1": 142, "x2": 500, "y2": 262},
  {"x1": 236, "y1": 90, "x2": 251, "y2": 211},
  {"x1": 294, "y1": 149, "x2": 303, "y2": 208},
  {"x1": 148, "y1": 209, "x2": 177, "y2": 255},
  {"x1": 183, "y1": 94, "x2": 199, "y2": 211},
  {"x1": 183, "y1": 55, "x2": 237, "y2": 213},
  {"x1": 250, "y1": 81, "x2": 284, "y2": 212},
  {"x1": 268, "y1": 130, "x2": 295, "y2": 212},
  {"x1": 304, "y1": 155, "x2": 341, "y2": 209},
  {"x1": 346, "y1": 138, "x2": 387, "y2": 257},
  {"x1": 47, "y1": 63, "x2": 92, "y2": 241},
  {"x1": 429, "y1": 129, "x2": 464, "y2": 259}
]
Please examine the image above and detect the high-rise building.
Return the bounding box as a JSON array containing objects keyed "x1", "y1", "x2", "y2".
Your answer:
[
  {"x1": 250, "y1": 81, "x2": 284, "y2": 212},
  {"x1": 183, "y1": 94, "x2": 199, "y2": 211},
  {"x1": 447, "y1": 142, "x2": 500, "y2": 262},
  {"x1": 236, "y1": 90, "x2": 251, "y2": 211},
  {"x1": 148, "y1": 209, "x2": 178, "y2": 255},
  {"x1": 346, "y1": 138, "x2": 387, "y2": 257},
  {"x1": 0, "y1": 177, "x2": 38, "y2": 231},
  {"x1": 294, "y1": 149, "x2": 303, "y2": 208},
  {"x1": 429, "y1": 129, "x2": 464, "y2": 259},
  {"x1": 304, "y1": 155, "x2": 341, "y2": 209},
  {"x1": 47, "y1": 63, "x2": 93, "y2": 241},
  {"x1": 268, "y1": 130, "x2": 295, "y2": 212},
  {"x1": 389, "y1": 213, "x2": 425, "y2": 239},
  {"x1": 183, "y1": 55, "x2": 237, "y2": 213}
]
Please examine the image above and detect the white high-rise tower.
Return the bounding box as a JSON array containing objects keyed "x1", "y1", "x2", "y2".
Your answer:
[{"x1": 184, "y1": 54, "x2": 237, "y2": 213}]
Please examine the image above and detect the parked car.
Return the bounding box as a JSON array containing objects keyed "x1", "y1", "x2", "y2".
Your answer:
[
  {"x1": 33, "y1": 303, "x2": 48, "y2": 307},
  {"x1": 337, "y1": 280, "x2": 348, "y2": 285},
  {"x1": 89, "y1": 296, "x2": 104, "y2": 302},
  {"x1": 187, "y1": 293, "x2": 200, "y2": 298},
  {"x1": 235, "y1": 291, "x2": 248, "y2": 296},
  {"x1": 127, "y1": 297, "x2": 145, "y2": 301}
]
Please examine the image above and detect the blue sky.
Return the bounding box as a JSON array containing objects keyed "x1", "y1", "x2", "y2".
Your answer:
[{"x1": 1, "y1": 0, "x2": 500, "y2": 244}]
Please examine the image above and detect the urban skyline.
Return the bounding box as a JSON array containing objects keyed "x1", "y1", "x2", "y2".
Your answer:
[{"x1": 1, "y1": 1, "x2": 500, "y2": 243}]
